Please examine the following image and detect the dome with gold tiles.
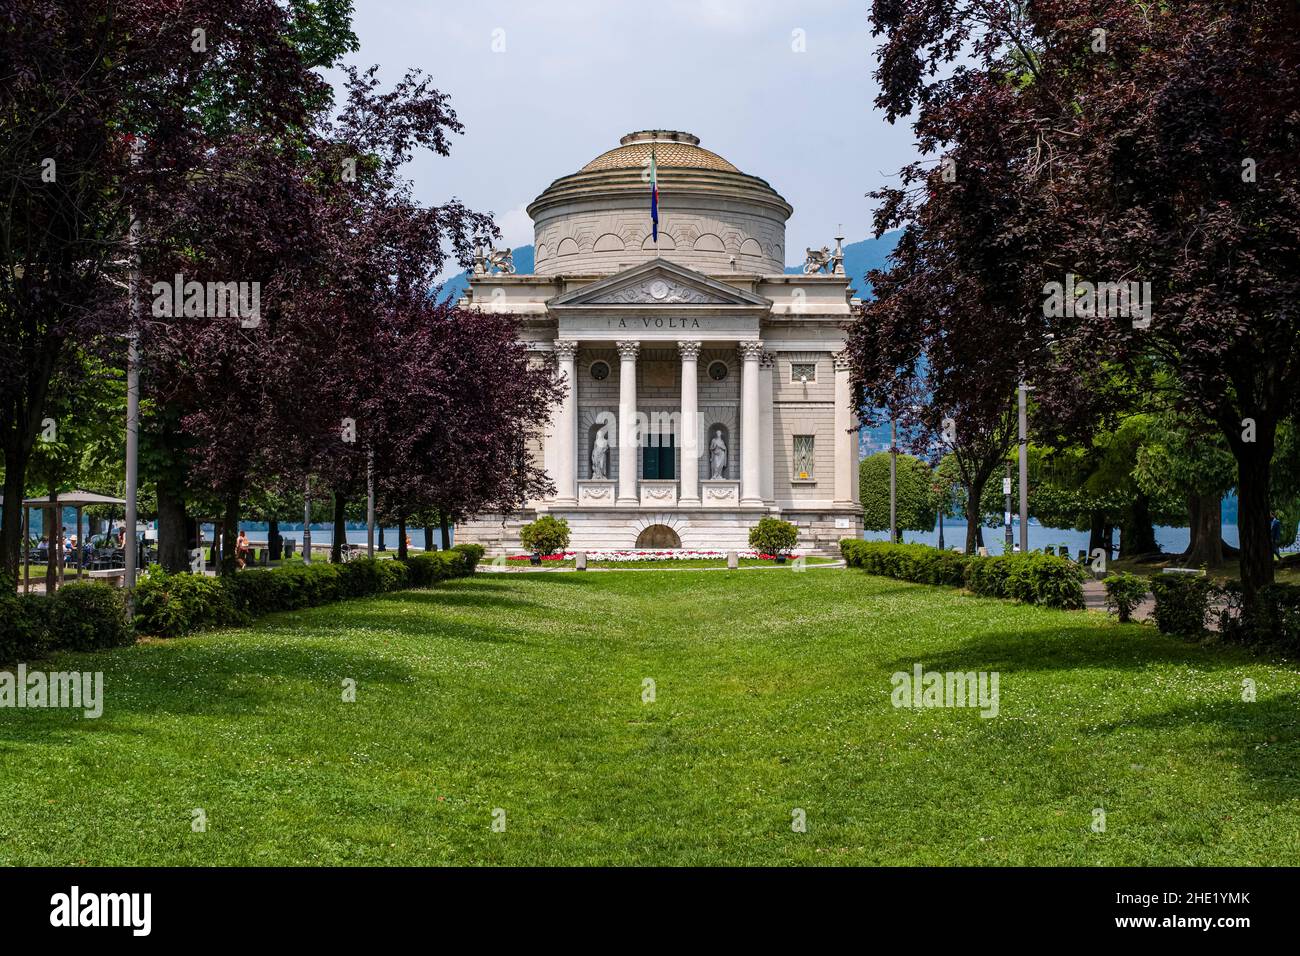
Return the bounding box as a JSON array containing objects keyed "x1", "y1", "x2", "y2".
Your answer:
[
  {"x1": 580, "y1": 131, "x2": 740, "y2": 174},
  {"x1": 528, "y1": 131, "x2": 792, "y2": 277}
]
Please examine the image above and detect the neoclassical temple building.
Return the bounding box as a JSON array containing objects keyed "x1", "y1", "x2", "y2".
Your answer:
[{"x1": 456, "y1": 131, "x2": 863, "y2": 553}]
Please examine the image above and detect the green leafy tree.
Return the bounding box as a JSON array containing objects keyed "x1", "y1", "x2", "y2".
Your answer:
[{"x1": 859, "y1": 452, "x2": 936, "y2": 539}]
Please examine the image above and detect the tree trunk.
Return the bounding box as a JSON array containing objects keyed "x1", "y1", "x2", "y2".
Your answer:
[
  {"x1": 423, "y1": 524, "x2": 433, "y2": 552},
  {"x1": 1088, "y1": 510, "x2": 1106, "y2": 554},
  {"x1": 397, "y1": 515, "x2": 408, "y2": 561},
  {"x1": 331, "y1": 493, "x2": 346, "y2": 563},
  {"x1": 439, "y1": 512, "x2": 452, "y2": 550},
  {"x1": 1234, "y1": 425, "x2": 1277, "y2": 604},
  {"x1": 0, "y1": 451, "x2": 30, "y2": 588},
  {"x1": 964, "y1": 479, "x2": 987, "y2": 553},
  {"x1": 268, "y1": 518, "x2": 282, "y2": 561},
  {"x1": 1183, "y1": 492, "x2": 1224, "y2": 567},
  {"x1": 220, "y1": 495, "x2": 240, "y2": 576},
  {"x1": 156, "y1": 479, "x2": 190, "y2": 573},
  {"x1": 1120, "y1": 492, "x2": 1158, "y2": 558}
]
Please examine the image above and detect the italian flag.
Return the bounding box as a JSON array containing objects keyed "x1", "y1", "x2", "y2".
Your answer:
[{"x1": 649, "y1": 145, "x2": 659, "y2": 243}]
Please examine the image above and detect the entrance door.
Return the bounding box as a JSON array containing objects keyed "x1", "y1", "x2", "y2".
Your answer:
[
  {"x1": 636, "y1": 525, "x2": 682, "y2": 548},
  {"x1": 642, "y1": 433, "x2": 676, "y2": 480}
]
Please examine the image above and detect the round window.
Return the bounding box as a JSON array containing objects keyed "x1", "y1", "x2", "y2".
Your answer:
[
  {"x1": 708, "y1": 360, "x2": 729, "y2": 381},
  {"x1": 590, "y1": 360, "x2": 610, "y2": 381}
]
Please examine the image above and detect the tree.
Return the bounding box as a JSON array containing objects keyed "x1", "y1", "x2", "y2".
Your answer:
[
  {"x1": 1133, "y1": 412, "x2": 1238, "y2": 566},
  {"x1": 0, "y1": 0, "x2": 330, "y2": 585},
  {"x1": 865, "y1": 0, "x2": 1300, "y2": 604},
  {"x1": 859, "y1": 452, "x2": 936, "y2": 538}
]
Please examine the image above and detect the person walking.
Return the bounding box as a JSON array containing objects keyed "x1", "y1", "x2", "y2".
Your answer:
[{"x1": 1270, "y1": 511, "x2": 1283, "y2": 561}]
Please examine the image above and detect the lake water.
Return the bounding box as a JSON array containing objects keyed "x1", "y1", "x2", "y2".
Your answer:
[
  {"x1": 880, "y1": 518, "x2": 1237, "y2": 556},
  {"x1": 36, "y1": 515, "x2": 1257, "y2": 557}
]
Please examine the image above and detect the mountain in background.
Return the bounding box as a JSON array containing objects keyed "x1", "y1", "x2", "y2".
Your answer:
[{"x1": 435, "y1": 231, "x2": 902, "y2": 306}]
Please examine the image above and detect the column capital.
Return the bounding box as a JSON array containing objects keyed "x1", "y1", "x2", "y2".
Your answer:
[
  {"x1": 553, "y1": 339, "x2": 580, "y2": 361},
  {"x1": 677, "y1": 340, "x2": 702, "y2": 361},
  {"x1": 616, "y1": 340, "x2": 641, "y2": 361},
  {"x1": 737, "y1": 340, "x2": 765, "y2": 362},
  {"x1": 833, "y1": 349, "x2": 853, "y2": 372}
]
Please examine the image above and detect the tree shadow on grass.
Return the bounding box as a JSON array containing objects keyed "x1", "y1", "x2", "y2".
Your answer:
[
  {"x1": 883, "y1": 623, "x2": 1251, "y2": 676},
  {"x1": 0, "y1": 641, "x2": 419, "y2": 746},
  {"x1": 1089, "y1": 694, "x2": 1300, "y2": 802}
]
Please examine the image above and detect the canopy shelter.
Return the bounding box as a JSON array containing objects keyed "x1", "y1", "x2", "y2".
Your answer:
[{"x1": 18, "y1": 490, "x2": 128, "y2": 594}]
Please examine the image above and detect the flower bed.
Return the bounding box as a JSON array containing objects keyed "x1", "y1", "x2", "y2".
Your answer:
[{"x1": 507, "y1": 549, "x2": 806, "y2": 562}]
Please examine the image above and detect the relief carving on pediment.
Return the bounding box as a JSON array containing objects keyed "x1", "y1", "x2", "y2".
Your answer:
[{"x1": 595, "y1": 277, "x2": 732, "y2": 305}]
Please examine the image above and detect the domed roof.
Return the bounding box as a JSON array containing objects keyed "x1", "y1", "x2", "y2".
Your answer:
[{"x1": 579, "y1": 130, "x2": 740, "y2": 174}]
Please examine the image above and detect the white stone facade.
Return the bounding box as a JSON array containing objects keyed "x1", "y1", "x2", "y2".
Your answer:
[{"x1": 457, "y1": 131, "x2": 863, "y2": 555}]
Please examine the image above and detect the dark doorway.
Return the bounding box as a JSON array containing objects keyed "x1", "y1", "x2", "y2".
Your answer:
[
  {"x1": 643, "y1": 432, "x2": 676, "y2": 479},
  {"x1": 635, "y1": 525, "x2": 682, "y2": 549}
]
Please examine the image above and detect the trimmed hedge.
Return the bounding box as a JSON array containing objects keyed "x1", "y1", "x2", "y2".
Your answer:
[
  {"x1": 749, "y1": 516, "x2": 799, "y2": 557},
  {"x1": 840, "y1": 540, "x2": 1086, "y2": 609},
  {"x1": 0, "y1": 583, "x2": 133, "y2": 663},
  {"x1": 135, "y1": 551, "x2": 476, "y2": 638},
  {"x1": 1150, "y1": 577, "x2": 1300, "y2": 657},
  {"x1": 452, "y1": 543, "x2": 485, "y2": 573},
  {"x1": 1219, "y1": 582, "x2": 1300, "y2": 655},
  {"x1": 1149, "y1": 574, "x2": 1215, "y2": 639},
  {"x1": 1104, "y1": 572, "x2": 1149, "y2": 623}
]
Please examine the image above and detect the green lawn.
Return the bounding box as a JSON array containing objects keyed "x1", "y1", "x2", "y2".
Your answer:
[{"x1": 2, "y1": 567, "x2": 1298, "y2": 865}]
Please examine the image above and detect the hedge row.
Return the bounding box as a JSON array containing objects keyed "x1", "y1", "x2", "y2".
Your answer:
[
  {"x1": 1, "y1": 545, "x2": 485, "y2": 661},
  {"x1": 1151, "y1": 575, "x2": 1300, "y2": 655},
  {"x1": 0, "y1": 583, "x2": 134, "y2": 664},
  {"x1": 135, "y1": 545, "x2": 484, "y2": 637},
  {"x1": 839, "y1": 540, "x2": 1086, "y2": 610}
]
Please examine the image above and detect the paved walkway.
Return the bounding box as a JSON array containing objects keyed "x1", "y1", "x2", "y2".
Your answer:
[{"x1": 1082, "y1": 578, "x2": 1155, "y2": 622}]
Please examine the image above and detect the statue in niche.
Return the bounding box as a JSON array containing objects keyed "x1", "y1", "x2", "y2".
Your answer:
[
  {"x1": 591, "y1": 428, "x2": 610, "y2": 480},
  {"x1": 709, "y1": 429, "x2": 728, "y2": 479}
]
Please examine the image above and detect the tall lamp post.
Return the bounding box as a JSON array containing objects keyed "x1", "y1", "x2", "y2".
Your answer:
[
  {"x1": 935, "y1": 482, "x2": 945, "y2": 552},
  {"x1": 302, "y1": 476, "x2": 312, "y2": 564},
  {"x1": 123, "y1": 141, "x2": 142, "y2": 608},
  {"x1": 1004, "y1": 462, "x2": 1014, "y2": 552},
  {"x1": 889, "y1": 419, "x2": 898, "y2": 544},
  {"x1": 1018, "y1": 382, "x2": 1033, "y2": 555}
]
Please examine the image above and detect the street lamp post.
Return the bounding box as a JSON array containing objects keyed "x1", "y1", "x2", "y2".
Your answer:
[
  {"x1": 302, "y1": 477, "x2": 311, "y2": 565},
  {"x1": 123, "y1": 149, "x2": 142, "y2": 609},
  {"x1": 366, "y1": 448, "x2": 375, "y2": 559},
  {"x1": 1004, "y1": 462, "x2": 1014, "y2": 552},
  {"x1": 889, "y1": 419, "x2": 898, "y2": 544},
  {"x1": 936, "y1": 485, "x2": 945, "y2": 551},
  {"x1": 1018, "y1": 382, "x2": 1032, "y2": 555}
]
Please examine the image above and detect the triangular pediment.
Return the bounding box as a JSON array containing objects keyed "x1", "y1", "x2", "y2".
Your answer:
[{"x1": 548, "y1": 258, "x2": 770, "y2": 308}]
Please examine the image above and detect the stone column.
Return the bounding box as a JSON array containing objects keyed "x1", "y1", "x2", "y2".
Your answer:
[
  {"x1": 616, "y1": 340, "x2": 640, "y2": 505},
  {"x1": 834, "y1": 350, "x2": 858, "y2": 506},
  {"x1": 759, "y1": 350, "x2": 775, "y2": 502},
  {"x1": 738, "y1": 340, "x2": 764, "y2": 506},
  {"x1": 553, "y1": 340, "x2": 579, "y2": 504},
  {"x1": 677, "y1": 340, "x2": 702, "y2": 505}
]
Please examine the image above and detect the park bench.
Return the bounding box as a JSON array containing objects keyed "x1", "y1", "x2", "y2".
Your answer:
[
  {"x1": 1160, "y1": 567, "x2": 1205, "y2": 576},
  {"x1": 86, "y1": 568, "x2": 126, "y2": 587}
]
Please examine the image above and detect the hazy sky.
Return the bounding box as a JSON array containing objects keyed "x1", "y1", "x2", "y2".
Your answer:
[{"x1": 328, "y1": 0, "x2": 920, "y2": 267}]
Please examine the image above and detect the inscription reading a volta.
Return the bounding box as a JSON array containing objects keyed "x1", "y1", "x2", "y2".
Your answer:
[{"x1": 607, "y1": 317, "x2": 703, "y2": 329}]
